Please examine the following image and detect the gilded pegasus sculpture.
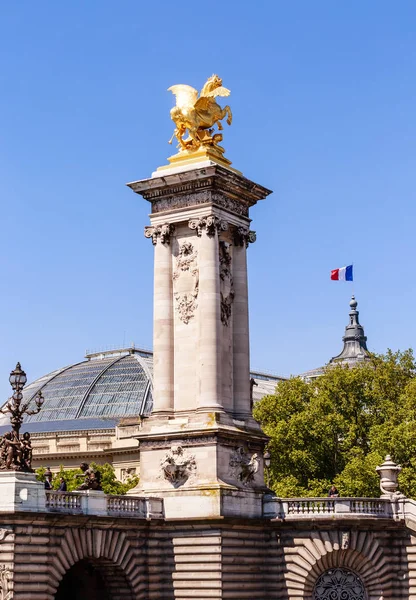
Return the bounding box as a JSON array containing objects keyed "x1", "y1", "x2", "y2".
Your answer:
[{"x1": 168, "y1": 75, "x2": 232, "y2": 152}]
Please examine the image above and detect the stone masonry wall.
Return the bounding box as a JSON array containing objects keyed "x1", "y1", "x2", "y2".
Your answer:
[{"x1": 1, "y1": 514, "x2": 416, "y2": 599}]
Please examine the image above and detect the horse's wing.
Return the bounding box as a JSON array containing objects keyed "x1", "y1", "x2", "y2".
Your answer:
[
  {"x1": 168, "y1": 84, "x2": 198, "y2": 109},
  {"x1": 203, "y1": 85, "x2": 231, "y2": 98}
]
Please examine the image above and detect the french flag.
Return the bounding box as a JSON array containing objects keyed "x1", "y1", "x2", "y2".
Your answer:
[{"x1": 331, "y1": 265, "x2": 353, "y2": 281}]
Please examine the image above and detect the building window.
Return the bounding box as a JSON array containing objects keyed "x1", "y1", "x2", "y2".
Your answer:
[{"x1": 313, "y1": 567, "x2": 367, "y2": 600}]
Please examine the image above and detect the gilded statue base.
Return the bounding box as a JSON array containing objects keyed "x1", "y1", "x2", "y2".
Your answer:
[{"x1": 156, "y1": 145, "x2": 242, "y2": 176}]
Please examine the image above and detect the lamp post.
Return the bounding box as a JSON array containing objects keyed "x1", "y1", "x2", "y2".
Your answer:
[
  {"x1": 2, "y1": 363, "x2": 44, "y2": 437},
  {"x1": 0, "y1": 363, "x2": 44, "y2": 471},
  {"x1": 263, "y1": 450, "x2": 271, "y2": 488}
]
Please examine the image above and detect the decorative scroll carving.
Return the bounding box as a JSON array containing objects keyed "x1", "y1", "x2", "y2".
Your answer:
[
  {"x1": 313, "y1": 568, "x2": 366, "y2": 600},
  {"x1": 160, "y1": 444, "x2": 197, "y2": 488},
  {"x1": 0, "y1": 565, "x2": 12, "y2": 600},
  {"x1": 229, "y1": 447, "x2": 259, "y2": 486},
  {"x1": 173, "y1": 242, "x2": 199, "y2": 324},
  {"x1": 0, "y1": 530, "x2": 13, "y2": 544},
  {"x1": 144, "y1": 223, "x2": 174, "y2": 245},
  {"x1": 189, "y1": 215, "x2": 228, "y2": 237},
  {"x1": 219, "y1": 241, "x2": 234, "y2": 326},
  {"x1": 233, "y1": 226, "x2": 257, "y2": 247}
]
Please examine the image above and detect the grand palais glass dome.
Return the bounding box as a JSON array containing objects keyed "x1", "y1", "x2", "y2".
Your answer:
[
  {"x1": 0, "y1": 347, "x2": 154, "y2": 434},
  {"x1": 0, "y1": 346, "x2": 282, "y2": 435}
]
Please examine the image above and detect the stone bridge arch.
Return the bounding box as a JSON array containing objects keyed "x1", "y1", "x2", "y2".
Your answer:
[
  {"x1": 282, "y1": 530, "x2": 388, "y2": 599},
  {"x1": 48, "y1": 527, "x2": 146, "y2": 600}
]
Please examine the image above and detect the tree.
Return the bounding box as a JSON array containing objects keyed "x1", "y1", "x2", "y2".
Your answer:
[
  {"x1": 36, "y1": 463, "x2": 139, "y2": 495},
  {"x1": 253, "y1": 350, "x2": 416, "y2": 498}
]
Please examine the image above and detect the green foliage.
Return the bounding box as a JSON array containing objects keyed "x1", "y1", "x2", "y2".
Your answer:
[
  {"x1": 35, "y1": 463, "x2": 139, "y2": 495},
  {"x1": 254, "y1": 349, "x2": 416, "y2": 498},
  {"x1": 35, "y1": 466, "x2": 47, "y2": 483}
]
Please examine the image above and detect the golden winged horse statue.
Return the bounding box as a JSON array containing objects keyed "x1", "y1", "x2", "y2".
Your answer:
[{"x1": 168, "y1": 75, "x2": 232, "y2": 152}]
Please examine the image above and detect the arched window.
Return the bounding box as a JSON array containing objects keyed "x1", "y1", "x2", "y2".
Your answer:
[{"x1": 313, "y1": 567, "x2": 367, "y2": 600}]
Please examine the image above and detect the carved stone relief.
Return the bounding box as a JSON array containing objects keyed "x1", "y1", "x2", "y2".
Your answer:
[
  {"x1": 150, "y1": 191, "x2": 250, "y2": 217},
  {"x1": 219, "y1": 241, "x2": 234, "y2": 326},
  {"x1": 233, "y1": 226, "x2": 257, "y2": 248},
  {"x1": 144, "y1": 223, "x2": 174, "y2": 245},
  {"x1": 189, "y1": 215, "x2": 228, "y2": 237},
  {"x1": 160, "y1": 444, "x2": 197, "y2": 488},
  {"x1": 0, "y1": 530, "x2": 13, "y2": 544},
  {"x1": 173, "y1": 241, "x2": 199, "y2": 324},
  {"x1": 229, "y1": 447, "x2": 259, "y2": 486},
  {"x1": 0, "y1": 565, "x2": 12, "y2": 600},
  {"x1": 140, "y1": 436, "x2": 217, "y2": 450}
]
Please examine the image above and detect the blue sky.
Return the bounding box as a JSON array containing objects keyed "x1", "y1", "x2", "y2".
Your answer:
[{"x1": 1, "y1": 1, "x2": 415, "y2": 400}]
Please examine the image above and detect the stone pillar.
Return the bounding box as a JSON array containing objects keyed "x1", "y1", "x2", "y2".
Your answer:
[
  {"x1": 189, "y1": 216, "x2": 226, "y2": 410},
  {"x1": 145, "y1": 223, "x2": 174, "y2": 414},
  {"x1": 233, "y1": 228, "x2": 256, "y2": 417},
  {"x1": 128, "y1": 165, "x2": 272, "y2": 516}
]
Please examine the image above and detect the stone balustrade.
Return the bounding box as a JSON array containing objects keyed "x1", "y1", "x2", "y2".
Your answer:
[
  {"x1": 107, "y1": 494, "x2": 164, "y2": 519},
  {"x1": 263, "y1": 495, "x2": 395, "y2": 519},
  {"x1": 45, "y1": 491, "x2": 82, "y2": 513},
  {"x1": 45, "y1": 490, "x2": 164, "y2": 519}
]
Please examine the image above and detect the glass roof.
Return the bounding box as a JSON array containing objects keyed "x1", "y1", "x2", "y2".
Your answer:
[{"x1": 12, "y1": 351, "x2": 154, "y2": 424}]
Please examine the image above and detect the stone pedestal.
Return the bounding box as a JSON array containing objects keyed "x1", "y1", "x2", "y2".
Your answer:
[
  {"x1": 0, "y1": 471, "x2": 46, "y2": 513},
  {"x1": 127, "y1": 162, "x2": 271, "y2": 518},
  {"x1": 79, "y1": 489, "x2": 107, "y2": 515}
]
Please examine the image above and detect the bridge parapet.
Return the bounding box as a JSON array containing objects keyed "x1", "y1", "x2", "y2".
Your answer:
[
  {"x1": 45, "y1": 490, "x2": 164, "y2": 519},
  {"x1": 263, "y1": 495, "x2": 397, "y2": 520}
]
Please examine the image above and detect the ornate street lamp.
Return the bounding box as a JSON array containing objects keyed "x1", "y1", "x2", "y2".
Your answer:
[
  {"x1": 0, "y1": 363, "x2": 44, "y2": 471},
  {"x1": 263, "y1": 450, "x2": 271, "y2": 488}
]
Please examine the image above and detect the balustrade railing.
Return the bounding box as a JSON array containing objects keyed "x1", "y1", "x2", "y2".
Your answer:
[
  {"x1": 45, "y1": 491, "x2": 82, "y2": 512},
  {"x1": 349, "y1": 498, "x2": 387, "y2": 514},
  {"x1": 107, "y1": 495, "x2": 146, "y2": 517},
  {"x1": 286, "y1": 499, "x2": 336, "y2": 515},
  {"x1": 263, "y1": 496, "x2": 394, "y2": 519},
  {"x1": 44, "y1": 490, "x2": 163, "y2": 519}
]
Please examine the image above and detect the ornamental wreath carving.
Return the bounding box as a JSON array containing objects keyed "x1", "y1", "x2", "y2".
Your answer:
[
  {"x1": 219, "y1": 241, "x2": 234, "y2": 326},
  {"x1": 144, "y1": 223, "x2": 174, "y2": 245},
  {"x1": 0, "y1": 565, "x2": 12, "y2": 600},
  {"x1": 173, "y1": 242, "x2": 199, "y2": 324},
  {"x1": 188, "y1": 215, "x2": 228, "y2": 237},
  {"x1": 160, "y1": 444, "x2": 197, "y2": 488},
  {"x1": 229, "y1": 446, "x2": 259, "y2": 486}
]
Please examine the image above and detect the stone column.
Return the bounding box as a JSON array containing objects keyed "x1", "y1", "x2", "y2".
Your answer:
[
  {"x1": 233, "y1": 228, "x2": 256, "y2": 417},
  {"x1": 189, "y1": 216, "x2": 227, "y2": 410},
  {"x1": 145, "y1": 223, "x2": 174, "y2": 414}
]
